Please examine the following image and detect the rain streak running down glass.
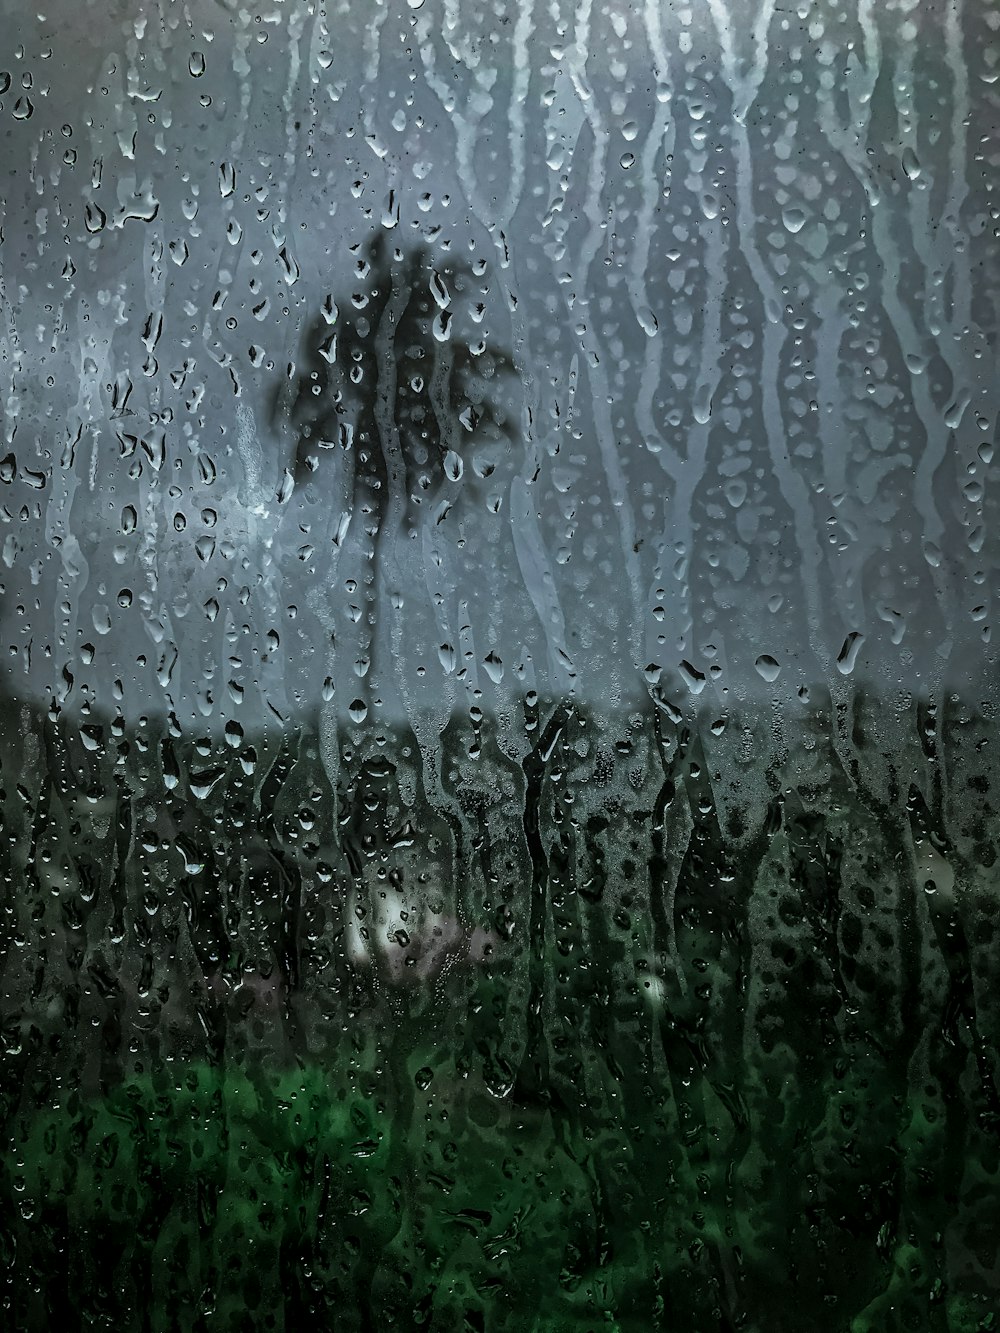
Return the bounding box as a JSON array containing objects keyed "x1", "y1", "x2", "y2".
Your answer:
[{"x1": 1, "y1": 0, "x2": 999, "y2": 1330}]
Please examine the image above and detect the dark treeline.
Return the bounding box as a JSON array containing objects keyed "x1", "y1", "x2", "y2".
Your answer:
[{"x1": 0, "y1": 678, "x2": 998, "y2": 1331}]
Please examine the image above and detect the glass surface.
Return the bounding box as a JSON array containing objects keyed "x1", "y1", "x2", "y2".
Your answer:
[{"x1": 1, "y1": 0, "x2": 998, "y2": 1329}]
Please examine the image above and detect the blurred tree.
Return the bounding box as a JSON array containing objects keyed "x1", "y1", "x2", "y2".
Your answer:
[{"x1": 271, "y1": 233, "x2": 519, "y2": 691}]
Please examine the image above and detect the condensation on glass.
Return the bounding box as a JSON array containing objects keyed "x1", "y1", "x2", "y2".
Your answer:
[{"x1": 0, "y1": 1, "x2": 998, "y2": 1330}]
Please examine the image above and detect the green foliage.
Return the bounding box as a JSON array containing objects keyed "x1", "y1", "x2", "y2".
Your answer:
[
  {"x1": 5, "y1": 1063, "x2": 393, "y2": 1331},
  {"x1": 4, "y1": 1038, "x2": 999, "y2": 1332},
  {"x1": 2, "y1": 687, "x2": 999, "y2": 1329}
]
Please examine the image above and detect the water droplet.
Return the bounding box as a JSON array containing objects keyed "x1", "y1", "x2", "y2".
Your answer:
[
  {"x1": 944, "y1": 395, "x2": 969, "y2": 430},
  {"x1": 636, "y1": 306, "x2": 658, "y2": 337},
  {"x1": 755, "y1": 654, "x2": 781, "y2": 683},
  {"x1": 276, "y1": 469, "x2": 295, "y2": 504},
  {"x1": 188, "y1": 51, "x2": 206, "y2": 77},
  {"x1": 84, "y1": 202, "x2": 106, "y2": 233},
  {"x1": 678, "y1": 660, "x2": 706, "y2": 694},
  {"x1": 904, "y1": 351, "x2": 928, "y2": 375},
  {"x1": 278, "y1": 247, "x2": 300, "y2": 286},
  {"x1": 190, "y1": 766, "x2": 225, "y2": 800},
  {"x1": 178, "y1": 842, "x2": 206, "y2": 875},
  {"x1": 782, "y1": 206, "x2": 806, "y2": 234},
  {"x1": 901, "y1": 146, "x2": 921, "y2": 181},
  {"x1": 429, "y1": 270, "x2": 450, "y2": 309},
  {"x1": 693, "y1": 385, "x2": 713, "y2": 425},
  {"x1": 835, "y1": 631, "x2": 865, "y2": 676},
  {"x1": 348, "y1": 698, "x2": 368, "y2": 723}
]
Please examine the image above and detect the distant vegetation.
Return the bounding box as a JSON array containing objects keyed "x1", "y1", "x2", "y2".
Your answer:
[{"x1": 1, "y1": 681, "x2": 998, "y2": 1330}]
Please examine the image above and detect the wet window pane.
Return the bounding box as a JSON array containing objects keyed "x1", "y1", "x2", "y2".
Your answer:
[{"x1": 2, "y1": 0, "x2": 999, "y2": 1328}]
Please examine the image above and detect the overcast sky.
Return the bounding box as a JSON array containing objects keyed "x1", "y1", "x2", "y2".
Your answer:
[{"x1": 1, "y1": 0, "x2": 997, "y2": 735}]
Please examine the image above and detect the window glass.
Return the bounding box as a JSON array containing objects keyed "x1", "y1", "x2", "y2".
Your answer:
[{"x1": 1, "y1": 2, "x2": 998, "y2": 1329}]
